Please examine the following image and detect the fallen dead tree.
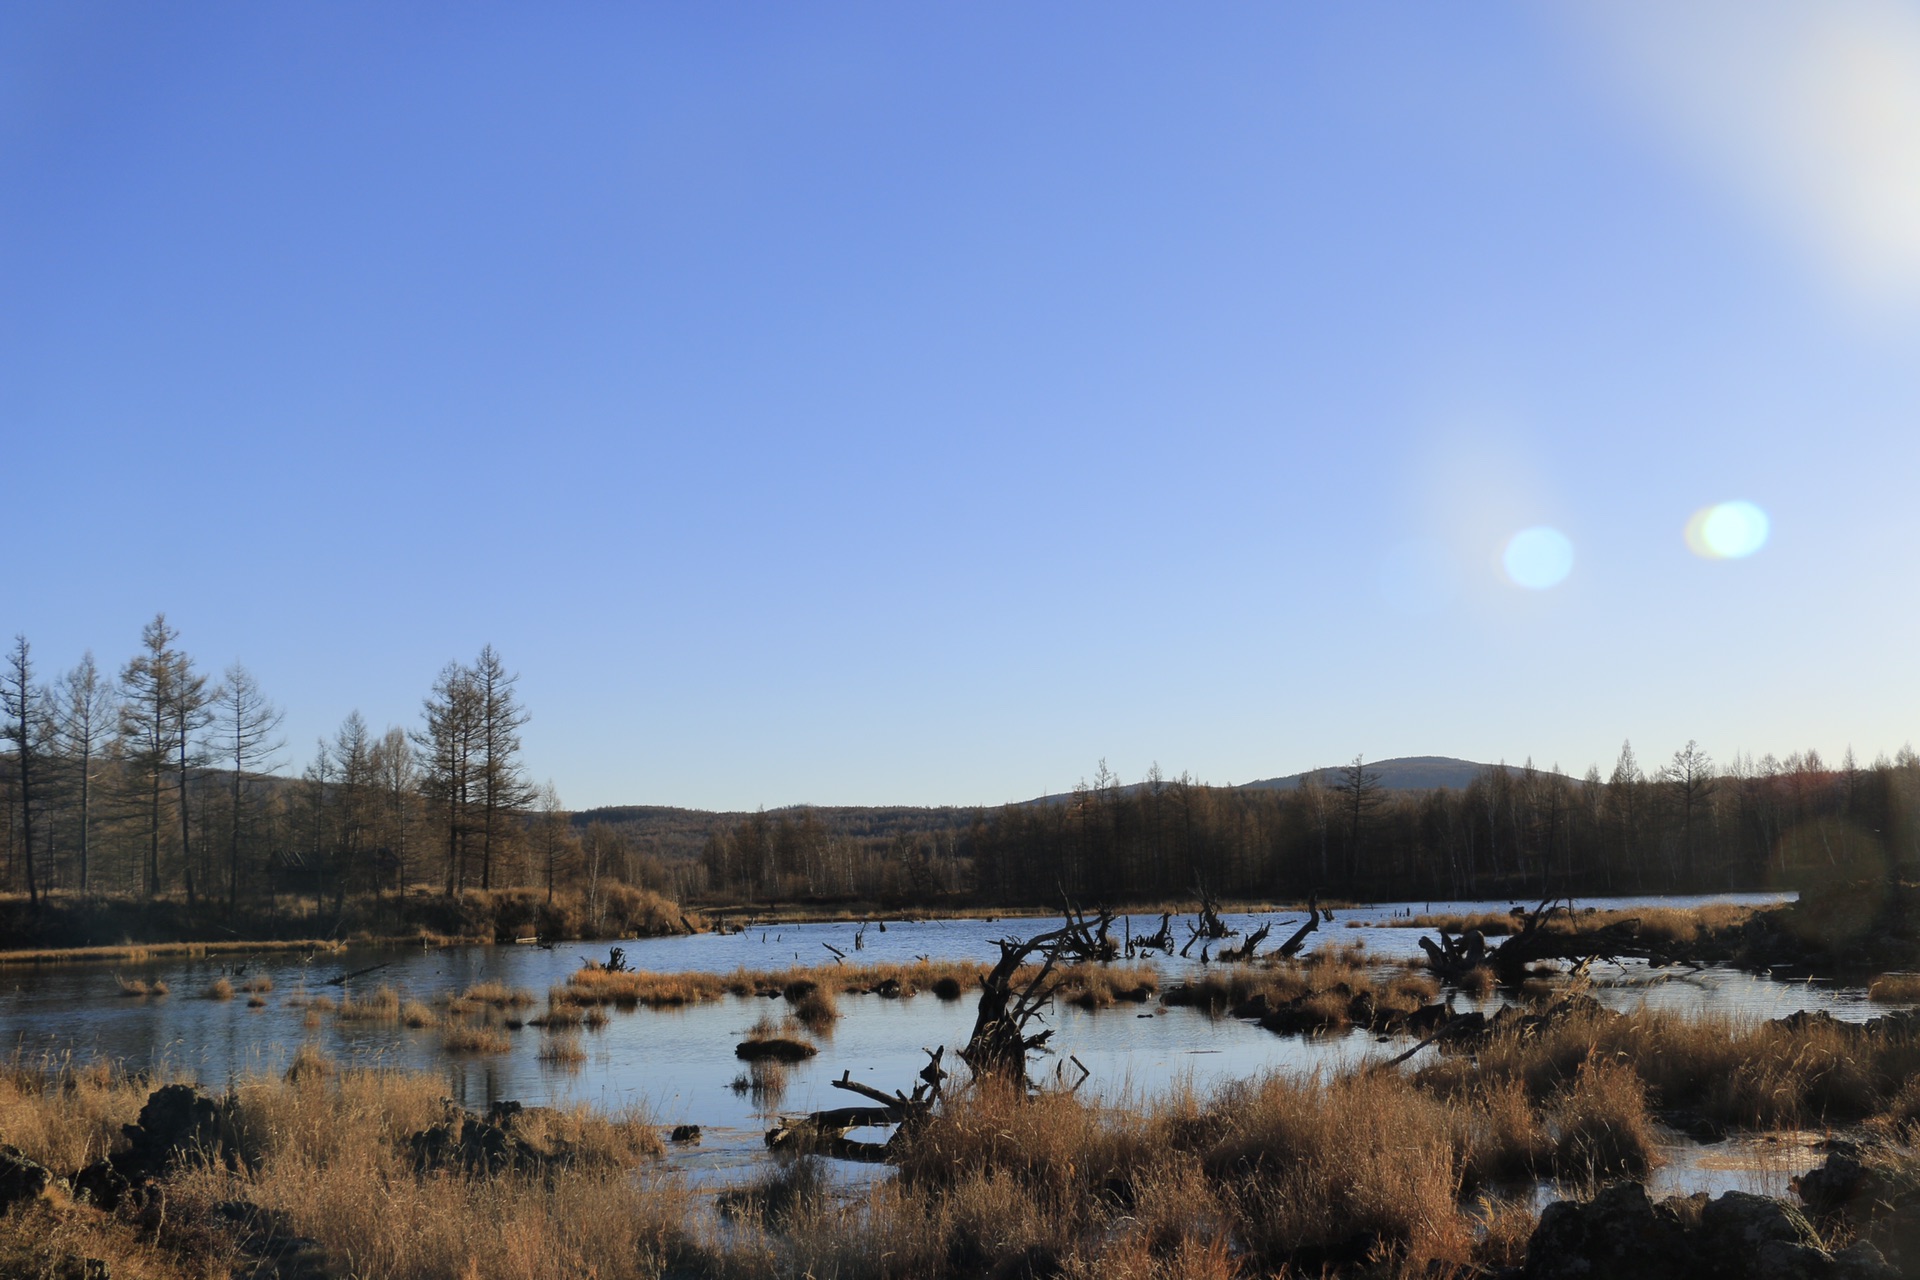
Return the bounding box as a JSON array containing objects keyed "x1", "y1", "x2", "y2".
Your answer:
[
  {"x1": 1420, "y1": 898, "x2": 1690, "y2": 986},
  {"x1": 766, "y1": 916, "x2": 1095, "y2": 1161},
  {"x1": 765, "y1": 1048, "x2": 949, "y2": 1162}
]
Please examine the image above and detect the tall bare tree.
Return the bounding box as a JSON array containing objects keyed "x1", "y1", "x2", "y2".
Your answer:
[
  {"x1": 168, "y1": 641, "x2": 212, "y2": 904},
  {"x1": 55, "y1": 653, "x2": 116, "y2": 894},
  {"x1": 1332, "y1": 755, "x2": 1384, "y2": 888},
  {"x1": 120, "y1": 618, "x2": 178, "y2": 897},
  {"x1": 1662, "y1": 740, "x2": 1716, "y2": 886},
  {"x1": 213, "y1": 662, "x2": 284, "y2": 907},
  {"x1": 2, "y1": 635, "x2": 46, "y2": 906},
  {"x1": 415, "y1": 661, "x2": 481, "y2": 894},
  {"x1": 371, "y1": 726, "x2": 417, "y2": 894},
  {"x1": 471, "y1": 645, "x2": 533, "y2": 892}
]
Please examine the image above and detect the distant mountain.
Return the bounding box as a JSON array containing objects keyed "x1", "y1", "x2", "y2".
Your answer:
[{"x1": 1239, "y1": 756, "x2": 1514, "y2": 793}]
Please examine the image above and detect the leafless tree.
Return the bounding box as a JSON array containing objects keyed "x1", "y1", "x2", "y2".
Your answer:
[
  {"x1": 2, "y1": 636, "x2": 46, "y2": 906},
  {"x1": 213, "y1": 662, "x2": 284, "y2": 906}
]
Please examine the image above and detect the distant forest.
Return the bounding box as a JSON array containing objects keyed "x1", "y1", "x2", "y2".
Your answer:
[
  {"x1": 683, "y1": 749, "x2": 1920, "y2": 906},
  {"x1": 3, "y1": 616, "x2": 1915, "y2": 916}
]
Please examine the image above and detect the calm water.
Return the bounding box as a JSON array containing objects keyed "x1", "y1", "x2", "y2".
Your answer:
[{"x1": 0, "y1": 892, "x2": 1860, "y2": 1191}]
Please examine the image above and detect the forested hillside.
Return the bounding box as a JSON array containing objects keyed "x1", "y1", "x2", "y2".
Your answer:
[{"x1": 3, "y1": 615, "x2": 1914, "y2": 922}]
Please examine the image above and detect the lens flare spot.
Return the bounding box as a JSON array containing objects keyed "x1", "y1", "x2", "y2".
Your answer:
[
  {"x1": 1685, "y1": 500, "x2": 1771, "y2": 559},
  {"x1": 1502, "y1": 527, "x2": 1574, "y2": 590}
]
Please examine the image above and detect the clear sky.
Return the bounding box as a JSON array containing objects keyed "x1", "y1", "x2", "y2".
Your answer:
[{"x1": 5, "y1": 2, "x2": 1919, "y2": 810}]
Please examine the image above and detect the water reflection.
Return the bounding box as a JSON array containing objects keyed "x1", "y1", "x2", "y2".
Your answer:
[{"x1": 6, "y1": 890, "x2": 1871, "y2": 1190}]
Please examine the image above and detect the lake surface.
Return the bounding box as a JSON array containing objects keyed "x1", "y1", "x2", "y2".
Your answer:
[{"x1": 0, "y1": 891, "x2": 1867, "y2": 1192}]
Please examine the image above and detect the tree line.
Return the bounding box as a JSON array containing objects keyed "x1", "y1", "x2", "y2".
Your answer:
[
  {"x1": 0, "y1": 615, "x2": 674, "y2": 917},
  {"x1": 9, "y1": 619, "x2": 1913, "y2": 914},
  {"x1": 692, "y1": 747, "x2": 1920, "y2": 906}
]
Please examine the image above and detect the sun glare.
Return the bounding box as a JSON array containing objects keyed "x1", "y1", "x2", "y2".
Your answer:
[
  {"x1": 1685, "y1": 500, "x2": 1770, "y2": 560},
  {"x1": 1502, "y1": 526, "x2": 1574, "y2": 590}
]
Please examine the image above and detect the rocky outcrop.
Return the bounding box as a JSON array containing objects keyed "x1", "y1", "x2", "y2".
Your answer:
[
  {"x1": 114, "y1": 1083, "x2": 242, "y2": 1182},
  {"x1": 1516, "y1": 1181, "x2": 1901, "y2": 1280}
]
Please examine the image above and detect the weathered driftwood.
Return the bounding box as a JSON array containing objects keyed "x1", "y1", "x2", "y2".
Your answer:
[{"x1": 766, "y1": 1048, "x2": 948, "y2": 1162}]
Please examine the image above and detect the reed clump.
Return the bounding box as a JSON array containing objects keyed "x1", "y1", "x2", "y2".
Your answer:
[
  {"x1": 205, "y1": 977, "x2": 234, "y2": 1001},
  {"x1": 459, "y1": 980, "x2": 535, "y2": 1008},
  {"x1": 442, "y1": 1023, "x2": 512, "y2": 1055},
  {"x1": 1870, "y1": 972, "x2": 1920, "y2": 1003},
  {"x1": 787, "y1": 983, "x2": 839, "y2": 1031},
  {"x1": 735, "y1": 1013, "x2": 817, "y2": 1063},
  {"x1": 538, "y1": 1034, "x2": 587, "y2": 1067},
  {"x1": 337, "y1": 984, "x2": 403, "y2": 1022}
]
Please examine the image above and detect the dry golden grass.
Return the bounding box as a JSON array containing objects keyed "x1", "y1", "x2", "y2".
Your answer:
[
  {"x1": 0, "y1": 937, "x2": 347, "y2": 966},
  {"x1": 401, "y1": 999, "x2": 437, "y2": 1028},
  {"x1": 1047, "y1": 961, "x2": 1158, "y2": 1009},
  {"x1": 538, "y1": 1034, "x2": 587, "y2": 1067},
  {"x1": 460, "y1": 980, "x2": 536, "y2": 1008},
  {"x1": 336, "y1": 984, "x2": 402, "y2": 1023},
  {"x1": 788, "y1": 983, "x2": 839, "y2": 1031},
  {"x1": 1548, "y1": 1054, "x2": 1657, "y2": 1182},
  {"x1": 1870, "y1": 972, "x2": 1920, "y2": 1003},
  {"x1": 205, "y1": 977, "x2": 233, "y2": 1001},
  {"x1": 0, "y1": 1055, "x2": 168, "y2": 1172},
  {"x1": 1416, "y1": 1001, "x2": 1920, "y2": 1132},
  {"x1": 1406, "y1": 903, "x2": 1755, "y2": 947},
  {"x1": 562, "y1": 956, "x2": 995, "y2": 1013},
  {"x1": 241, "y1": 974, "x2": 273, "y2": 994},
  {"x1": 442, "y1": 1023, "x2": 512, "y2": 1055}
]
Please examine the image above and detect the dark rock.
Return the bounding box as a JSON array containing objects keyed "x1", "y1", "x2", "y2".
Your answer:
[
  {"x1": 1520, "y1": 1182, "x2": 1699, "y2": 1280},
  {"x1": 1228, "y1": 994, "x2": 1270, "y2": 1020},
  {"x1": 113, "y1": 1084, "x2": 240, "y2": 1181},
  {"x1": 0, "y1": 1144, "x2": 53, "y2": 1211},
  {"x1": 69, "y1": 1159, "x2": 130, "y2": 1211},
  {"x1": 1701, "y1": 1189, "x2": 1826, "y2": 1259},
  {"x1": 988, "y1": 1243, "x2": 1064, "y2": 1279},
  {"x1": 1796, "y1": 1147, "x2": 1871, "y2": 1217},
  {"x1": 931, "y1": 977, "x2": 963, "y2": 1000},
  {"x1": 50, "y1": 1258, "x2": 110, "y2": 1280},
  {"x1": 1831, "y1": 1240, "x2": 1900, "y2": 1280},
  {"x1": 408, "y1": 1102, "x2": 554, "y2": 1176}
]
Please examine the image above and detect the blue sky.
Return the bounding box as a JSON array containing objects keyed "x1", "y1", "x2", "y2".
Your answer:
[{"x1": 5, "y1": 3, "x2": 1919, "y2": 809}]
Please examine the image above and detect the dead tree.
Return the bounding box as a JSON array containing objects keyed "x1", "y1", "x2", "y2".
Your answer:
[
  {"x1": 1180, "y1": 881, "x2": 1238, "y2": 957},
  {"x1": 766, "y1": 1047, "x2": 948, "y2": 1162},
  {"x1": 962, "y1": 927, "x2": 1072, "y2": 1085},
  {"x1": 1420, "y1": 899, "x2": 1672, "y2": 986},
  {"x1": 1135, "y1": 912, "x2": 1175, "y2": 955},
  {"x1": 1275, "y1": 892, "x2": 1323, "y2": 959},
  {"x1": 1056, "y1": 896, "x2": 1119, "y2": 962},
  {"x1": 1217, "y1": 921, "x2": 1272, "y2": 963}
]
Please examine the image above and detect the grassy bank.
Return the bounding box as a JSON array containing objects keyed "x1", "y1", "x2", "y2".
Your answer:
[
  {"x1": 0, "y1": 884, "x2": 687, "y2": 963},
  {"x1": 10, "y1": 988, "x2": 1920, "y2": 1278}
]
